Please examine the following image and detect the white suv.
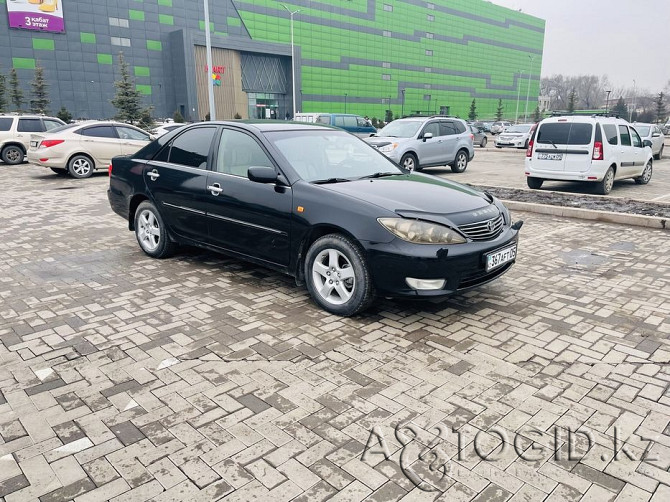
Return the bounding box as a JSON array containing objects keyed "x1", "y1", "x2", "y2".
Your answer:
[
  {"x1": 525, "y1": 116, "x2": 654, "y2": 195},
  {"x1": 0, "y1": 114, "x2": 65, "y2": 165}
]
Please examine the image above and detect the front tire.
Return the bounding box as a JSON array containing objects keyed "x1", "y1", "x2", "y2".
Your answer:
[
  {"x1": 635, "y1": 161, "x2": 652, "y2": 185},
  {"x1": 68, "y1": 154, "x2": 94, "y2": 179},
  {"x1": 527, "y1": 177, "x2": 543, "y2": 189},
  {"x1": 654, "y1": 146, "x2": 663, "y2": 160},
  {"x1": 1, "y1": 145, "x2": 24, "y2": 165},
  {"x1": 450, "y1": 150, "x2": 468, "y2": 173},
  {"x1": 400, "y1": 153, "x2": 419, "y2": 172},
  {"x1": 304, "y1": 234, "x2": 374, "y2": 316},
  {"x1": 596, "y1": 167, "x2": 614, "y2": 195},
  {"x1": 134, "y1": 201, "x2": 176, "y2": 258}
]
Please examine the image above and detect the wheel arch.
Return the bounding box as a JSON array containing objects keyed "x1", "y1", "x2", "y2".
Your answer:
[
  {"x1": 1, "y1": 141, "x2": 27, "y2": 154},
  {"x1": 68, "y1": 152, "x2": 96, "y2": 170},
  {"x1": 128, "y1": 194, "x2": 150, "y2": 231}
]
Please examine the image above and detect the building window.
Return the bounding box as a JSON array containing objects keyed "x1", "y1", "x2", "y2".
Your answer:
[
  {"x1": 109, "y1": 17, "x2": 129, "y2": 28},
  {"x1": 382, "y1": 74, "x2": 391, "y2": 81},
  {"x1": 424, "y1": 94, "x2": 432, "y2": 101},
  {"x1": 383, "y1": 4, "x2": 393, "y2": 12},
  {"x1": 426, "y1": 32, "x2": 434, "y2": 39},
  {"x1": 382, "y1": 62, "x2": 391, "y2": 68},
  {"x1": 425, "y1": 50, "x2": 433, "y2": 56},
  {"x1": 424, "y1": 84, "x2": 431, "y2": 89},
  {"x1": 111, "y1": 37, "x2": 131, "y2": 47},
  {"x1": 427, "y1": 14, "x2": 434, "y2": 22},
  {"x1": 427, "y1": 2, "x2": 435, "y2": 9},
  {"x1": 425, "y1": 68, "x2": 432, "y2": 73},
  {"x1": 383, "y1": 30, "x2": 391, "y2": 37}
]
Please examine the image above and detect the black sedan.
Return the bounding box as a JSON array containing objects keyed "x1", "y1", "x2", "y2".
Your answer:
[{"x1": 108, "y1": 121, "x2": 522, "y2": 316}]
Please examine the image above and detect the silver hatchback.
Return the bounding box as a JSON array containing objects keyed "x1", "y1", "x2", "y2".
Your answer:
[{"x1": 365, "y1": 116, "x2": 475, "y2": 173}]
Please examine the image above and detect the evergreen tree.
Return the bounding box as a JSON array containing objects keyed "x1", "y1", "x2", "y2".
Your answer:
[
  {"x1": 57, "y1": 106, "x2": 72, "y2": 123},
  {"x1": 468, "y1": 99, "x2": 477, "y2": 121},
  {"x1": 567, "y1": 89, "x2": 577, "y2": 113},
  {"x1": 385, "y1": 108, "x2": 393, "y2": 123},
  {"x1": 533, "y1": 105, "x2": 541, "y2": 122},
  {"x1": 173, "y1": 109, "x2": 185, "y2": 123},
  {"x1": 611, "y1": 97, "x2": 627, "y2": 118},
  {"x1": 495, "y1": 99, "x2": 504, "y2": 121},
  {"x1": 0, "y1": 70, "x2": 7, "y2": 113},
  {"x1": 111, "y1": 52, "x2": 143, "y2": 124},
  {"x1": 9, "y1": 68, "x2": 23, "y2": 111},
  {"x1": 30, "y1": 64, "x2": 50, "y2": 114},
  {"x1": 137, "y1": 107, "x2": 156, "y2": 131},
  {"x1": 655, "y1": 92, "x2": 666, "y2": 124}
]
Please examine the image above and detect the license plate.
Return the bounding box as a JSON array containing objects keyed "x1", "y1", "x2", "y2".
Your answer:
[
  {"x1": 537, "y1": 153, "x2": 563, "y2": 160},
  {"x1": 486, "y1": 245, "x2": 517, "y2": 272},
  {"x1": 31, "y1": 141, "x2": 38, "y2": 148}
]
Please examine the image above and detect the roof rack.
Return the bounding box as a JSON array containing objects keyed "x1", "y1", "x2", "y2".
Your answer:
[{"x1": 549, "y1": 111, "x2": 622, "y2": 119}]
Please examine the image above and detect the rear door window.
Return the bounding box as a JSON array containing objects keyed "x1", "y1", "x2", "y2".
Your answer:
[
  {"x1": 80, "y1": 126, "x2": 118, "y2": 138},
  {"x1": 0, "y1": 118, "x2": 13, "y2": 131},
  {"x1": 602, "y1": 124, "x2": 618, "y2": 145},
  {"x1": 17, "y1": 118, "x2": 44, "y2": 132},
  {"x1": 537, "y1": 123, "x2": 592, "y2": 145},
  {"x1": 116, "y1": 126, "x2": 150, "y2": 140},
  {"x1": 618, "y1": 125, "x2": 631, "y2": 146}
]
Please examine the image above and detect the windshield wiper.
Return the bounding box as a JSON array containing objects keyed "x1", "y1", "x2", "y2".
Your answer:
[
  {"x1": 357, "y1": 172, "x2": 399, "y2": 180},
  {"x1": 311, "y1": 177, "x2": 352, "y2": 184},
  {"x1": 549, "y1": 140, "x2": 558, "y2": 149}
]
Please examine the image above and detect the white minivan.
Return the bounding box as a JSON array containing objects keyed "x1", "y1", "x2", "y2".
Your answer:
[{"x1": 524, "y1": 116, "x2": 654, "y2": 195}]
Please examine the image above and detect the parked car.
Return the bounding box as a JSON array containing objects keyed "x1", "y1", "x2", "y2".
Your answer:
[
  {"x1": 525, "y1": 116, "x2": 653, "y2": 195},
  {"x1": 494, "y1": 123, "x2": 534, "y2": 149},
  {"x1": 293, "y1": 113, "x2": 376, "y2": 137},
  {"x1": 365, "y1": 116, "x2": 474, "y2": 172},
  {"x1": 108, "y1": 121, "x2": 521, "y2": 316},
  {"x1": 152, "y1": 123, "x2": 186, "y2": 137},
  {"x1": 480, "y1": 121, "x2": 493, "y2": 133},
  {"x1": 631, "y1": 123, "x2": 664, "y2": 160},
  {"x1": 27, "y1": 121, "x2": 152, "y2": 178},
  {"x1": 490, "y1": 121, "x2": 511, "y2": 135},
  {"x1": 0, "y1": 114, "x2": 65, "y2": 165},
  {"x1": 468, "y1": 124, "x2": 488, "y2": 147}
]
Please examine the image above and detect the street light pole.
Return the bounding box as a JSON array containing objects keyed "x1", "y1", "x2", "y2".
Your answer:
[
  {"x1": 203, "y1": 0, "x2": 216, "y2": 120},
  {"x1": 515, "y1": 70, "x2": 523, "y2": 124},
  {"x1": 630, "y1": 80, "x2": 636, "y2": 121},
  {"x1": 344, "y1": 93, "x2": 347, "y2": 114},
  {"x1": 523, "y1": 55, "x2": 534, "y2": 122},
  {"x1": 282, "y1": 4, "x2": 300, "y2": 118},
  {"x1": 401, "y1": 88, "x2": 405, "y2": 118},
  {"x1": 605, "y1": 90, "x2": 612, "y2": 115}
]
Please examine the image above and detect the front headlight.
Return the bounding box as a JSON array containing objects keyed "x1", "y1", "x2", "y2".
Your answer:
[
  {"x1": 378, "y1": 143, "x2": 398, "y2": 153},
  {"x1": 378, "y1": 218, "x2": 466, "y2": 244}
]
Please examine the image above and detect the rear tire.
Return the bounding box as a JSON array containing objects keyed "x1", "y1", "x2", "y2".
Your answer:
[
  {"x1": 596, "y1": 167, "x2": 614, "y2": 195},
  {"x1": 480, "y1": 137, "x2": 487, "y2": 148},
  {"x1": 304, "y1": 234, "x2": 375, "y2": 316},
  {"x1": 654, "y1": 145, "x2": 663, "y2": 160},
  {"x1": 68, "y1": 154, "x2": 94, "y2": 179},
  {"x1": 400, "y1": 153, "x2": 419, "y2": 172},
  {"x1": 635, "y1": 161, "x2": 652, "y2": 185},
  {"x1": 450, "y1": 150, "x2": 468, "y2": 173},
  {"x1": 134, "y1": 201, "x2": 177, "y2": 258},
  {"x1": 1, "y1": 145, "x2": 24, "y2": 165},
  {"x1": 527, "y1": 177, "x2": 543, "y2": 189}
]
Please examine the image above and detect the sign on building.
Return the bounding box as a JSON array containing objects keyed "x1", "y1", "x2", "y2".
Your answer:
[{"x1": 7, "y1": 0, "x2": 65, "y2": 33}]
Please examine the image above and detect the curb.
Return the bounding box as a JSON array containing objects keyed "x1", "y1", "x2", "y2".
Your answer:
[
  {"x1": 480, "y1": 185, "x2": 670, "y2": 206},
  {"x1": 502, "y1": 200, "x2": 669, "y2": 231}
]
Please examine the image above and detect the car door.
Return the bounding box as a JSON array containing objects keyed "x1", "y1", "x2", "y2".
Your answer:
[
  {"x1": 78, "y1": 125, "x2": 123, "y2": 166},
  {"x1": 416, "y1": 121, "x2": 442, "y2": 165},
  {"x1": 652, "y1": 126, "x2": 664, "y2": 155},
  {"x1": 205, "y1": 127, "x2": 292, "y2": 266},
  {"x1": 145, "y1": 126, "x2": 218, "y2": 242},
  {"x1": 439, "y1": 121, "x2": 460, "y2": 162},
  {"x1": 617, "y1": 125, "x2": 635, "y2": 177},
  {"x1": 629, "y1": 127, "x2": 647, "y2": 175},
  {"x1": 116, "y1": 125, "x2": 152, "y2": 156}
]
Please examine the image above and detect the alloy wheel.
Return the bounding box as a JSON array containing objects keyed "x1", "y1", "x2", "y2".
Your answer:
[
  {"x1": 72, "y1": 158, "x2": 92, "y2": 177},
  {"x1": 138, "y1": 209, "x2": 161, "y2": 252},
  {"x1": 311, "y1": 248, "x2": 356, "y2": 305},
  {"x1": 457, "y1": 152, "x2": 467, "y2": 170},
  {"x1": 604, "y1": 169, "x2": 614, "y2": 193},
  {"x1": 642, "y1": 163, "x2": 652, "y2": 183},
  {"x1": 403, "y1": 156, "x2": 415, "y2": 171},
  {"x1": 6, "y1": 147, "x2": 21, "y2": 163}
]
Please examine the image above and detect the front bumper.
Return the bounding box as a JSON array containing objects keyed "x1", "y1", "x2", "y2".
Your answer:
[{"x1": 363, "y1": 226, "x2": 520, "y2": 297}]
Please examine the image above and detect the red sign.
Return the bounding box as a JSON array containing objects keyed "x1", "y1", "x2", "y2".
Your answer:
[{"x1": 205, "y1": 65, "x2": 225, "y2": 74}]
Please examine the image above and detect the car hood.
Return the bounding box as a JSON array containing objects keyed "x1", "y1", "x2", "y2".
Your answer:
[
  {"x1": 319, "y1": 173, "x2": 499, "y2": 225},
  {"x1": 365, "y1": 136, "x2": 412, "y2": 146},
  {"x1": 500, "y1": 132, "x2": 527, "y2": 137}
]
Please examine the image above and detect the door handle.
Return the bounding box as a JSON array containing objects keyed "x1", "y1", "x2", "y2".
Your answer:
[
  {"x1": 207, "y1": 183, "x2": 223, "y2": 196},
  {"x1": 147, "y1": 169, "x2": 160, "y2": 181}
]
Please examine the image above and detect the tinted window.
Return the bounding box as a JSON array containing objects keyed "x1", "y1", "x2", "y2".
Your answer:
[
  {"x1": 166, "y1": 125, "x2": 182, "y2": 132},
  {"x1": 618, "y1": 125, "x2": 631, "y2": 146},
  {"x1": 453, "y1": 121, "x2": 466, "y2": 134},
  {"x1": 168, "y1": 127, "x2": 216, "y2": 169},
  {"x1": 44, "y1": 119, "x2": 64, "y2": 131},
  {"x1": 356, "y1": 117, "x2": 368, "y2": 127},
  {"x1": 423, "y1": 122, "x2": 441, "y2": 137},
  {"x1": 537, "y1": 123, "x2": 592, "y2": 145},
  {"x1": 440, "y1": 121, "x2": 457, "y2": 136},
  {"x1": 116, "y1": 126, "x2": 150, "y2": 141},
  {"x1": 602, "y1": 124, "x2": 618, "y2": 145},
  {"x1": 17, "y1": 118, "x2": 43, "y2": 132},
  {"x1": 216, "y1": 129, "x2": 273, "y2": 177},
  {"x1": 0, "y1": 118, "x2": 13, "y2": 131},
  {"x1": 631, "y1": 128, "x2": 642, "y2": 147},
  {"x1": 342, "y1": 116, "x2": 357, "y2": 128},
  {"x1": 80, "y1": 126, "x2": 117, "y2": 138}
]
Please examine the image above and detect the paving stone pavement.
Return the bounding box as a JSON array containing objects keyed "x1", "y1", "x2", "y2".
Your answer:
[{"x1": 0, "y1": 163, "x2": 669, "y2": 501}]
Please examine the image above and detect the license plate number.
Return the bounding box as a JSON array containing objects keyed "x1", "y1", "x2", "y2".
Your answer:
[
  {"x1": 537, "y1": 153, "x2": 562, "y2": 160},
  {"x1": 486, "y1": 245, "x2": 517, "y2": 272},
  {"x1": 31, "y1": 141, "x2": 38, "y2": 148}
]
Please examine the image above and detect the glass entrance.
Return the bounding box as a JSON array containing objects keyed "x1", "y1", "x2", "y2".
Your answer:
[{"x1": 248, "y1": 93, "x2": 285, "y2": 120}]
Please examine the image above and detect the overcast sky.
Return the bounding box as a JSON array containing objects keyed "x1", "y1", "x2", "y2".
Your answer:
[{"x1": 492, "y1": 0, "x2": 669, "y2": 93}]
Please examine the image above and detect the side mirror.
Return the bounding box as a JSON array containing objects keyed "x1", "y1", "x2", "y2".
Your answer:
[
  {"x1": 652, "y1": 132, "x2": 660, "y2": 137},
  {"x1": 149, "y1": 135, "x2": 157, "y2": 141},
  {"x1": 422, "y1": 132, "x2": 433, "y2": 142},
  {"x1": 248, "y1": 166, "x2": 278, "y2": 183},
  {"x1": 643, "y1": 139, "x2": 653, "y2": 148}
]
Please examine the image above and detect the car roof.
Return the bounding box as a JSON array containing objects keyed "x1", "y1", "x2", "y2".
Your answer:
[
  {"x1": 540, "y1": 115, "x2": 629, "y2": 124},
  {"x1": 0, "y1": 113, "x2": 61, "y2": 120},
  {"x1": 200, "y1": 120, "x2": 339, "y2": 132}
]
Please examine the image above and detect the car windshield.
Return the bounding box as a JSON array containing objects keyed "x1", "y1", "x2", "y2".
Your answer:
[
  {"x1": 265, "y1": 130, "x2": 403, "y2": 182},
  {"x1": 506, "y1": 125, "x2": 532, "y2": 133},
  {"x1": 634, "y1": 126, "x2": 650, "y2": 136},
  {"x1": 376, "y1": 120, "x2": 422, "y2": 138}
]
